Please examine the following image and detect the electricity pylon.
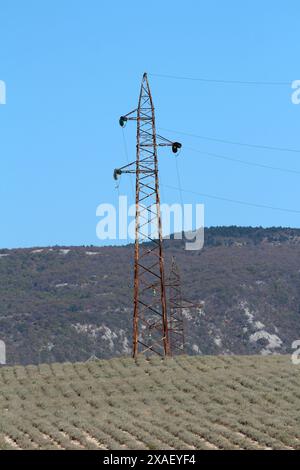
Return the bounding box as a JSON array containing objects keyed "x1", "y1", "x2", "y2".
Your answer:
[
  {"x1": 114, "y1": 72, "x2": 182, "y2": 358},
  {"x1": 167, "y1": 256, "x2": 185, "y2": 355}
]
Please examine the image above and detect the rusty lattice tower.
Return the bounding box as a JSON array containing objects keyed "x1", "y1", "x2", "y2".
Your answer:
[
  {"x1": 114, "y1": 73, "x2": 182, "y2": 358},
  {"x1": 167, "y1": 256, "x2": 185, "y2": 355}
]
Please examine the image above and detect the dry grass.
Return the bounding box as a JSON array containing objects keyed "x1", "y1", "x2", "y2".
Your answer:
[{"x1": 0, "y1": 355, "x2": 299, "y2": 450}]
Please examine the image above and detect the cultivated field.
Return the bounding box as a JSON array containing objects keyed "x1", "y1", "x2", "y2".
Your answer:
[{"x1": 0, "y1": 355, "x2": 299, "y2": 450}]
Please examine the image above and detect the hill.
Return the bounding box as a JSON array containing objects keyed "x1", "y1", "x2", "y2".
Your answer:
[
  {"x1": 1, "y1": 226, "x2": 300, "y2": 365},
  {"x1": 0, "y1": 355, "x2": 299, "y2": 450}
]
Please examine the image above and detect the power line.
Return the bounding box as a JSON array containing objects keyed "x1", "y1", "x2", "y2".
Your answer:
[
  {"x1": 162, "y1": 183, "x2": 300, "y2": 215},
  {"x1": 159, "y1": 127, "x2": 300, "y2": 154},
  {"x1": 185, "y1": 146, "x2": 300, "y2": 175},
  {"x1": 149, "y1": 73, "x2": 291, "y2": 86}
]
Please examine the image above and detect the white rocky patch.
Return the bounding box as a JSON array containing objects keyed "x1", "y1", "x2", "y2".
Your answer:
[
  {"x1": 242, "y1": 304, "x2": 255, "y2": 324},
  {"x1": 254, "y1": 321, "x2": 265, "y2": 330},
  {"x1": 72, "y1": 323, "x2": 103, "y2": 338},
  {"x1": 214, "y1": 336, "x2": 222, "y2": 347},
  {"x1": 120, "y1": 331, "x2": 131, "y2": 354},
  {"x1": 260, "y1": 348, "x2": 272, "y2": 356},
  {"x1": 182, "y1": 304, "x2": 205, "y2": 321},
  {"x1": 55, "y1": 283, "x2": 69, "y2": 288},
  {"x1": 59, "y1": 249, "x2": 70, "y2": 255},
  {"x1": 0, "y1": 254, "x2": 9, "y2": 258},
  {"x1": 182, "y1": 308, "x2": 193, "y2": 321},
  {"x1": 72, "y1": 323, "x2": 118, "y2": 351},
  {"x1": 241, "y1": 301, "x2": 265, "y2": 330},
  {"x1": 100, "y1": 326, "x2": 118, "y2": 351},
  {"x1": 31, "y1": 249, "x2": 44, "y2": 253},
  {"x1": 240, "y1": 301, "x2": 282, "y2": 353},
  {"x1": 249, "y1": 330, "x2": 282, "y2": 352},
  {"x1": 192, "y1": 344, "x2": 200, "y2": 354}
]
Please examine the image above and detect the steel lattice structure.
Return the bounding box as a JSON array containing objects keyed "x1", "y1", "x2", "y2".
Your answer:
[
  {"x1": 114, "y1": 73, "x2": 181, "y2": 358},
  {"x1": 167, "y1": 256, "x2": 186, "y2": 355}
]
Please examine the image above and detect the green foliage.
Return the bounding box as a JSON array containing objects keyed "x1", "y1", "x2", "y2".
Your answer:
[{"x1": 0, "y1": 355, "x2": 299, "y2": 450}]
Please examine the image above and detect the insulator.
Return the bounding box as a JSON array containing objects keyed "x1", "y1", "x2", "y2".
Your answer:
[
  {"x1": 113, "y1": 168, "x2": 122, "y2": 180},
  {"x1": 119, "y1": 116, "x2": 127, "y2": 127},
  {"x1": 172, "y1": 142, "x2": 182, "y2": 154}
]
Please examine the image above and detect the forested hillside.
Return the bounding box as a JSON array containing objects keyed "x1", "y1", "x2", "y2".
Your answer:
[{"x1": 1, "y1": 227, "x2": 300, "y2": 365}]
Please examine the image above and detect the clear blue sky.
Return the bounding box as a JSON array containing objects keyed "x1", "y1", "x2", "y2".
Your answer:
[{"x1": 1, "y1": 1, "x2": 300, "y2": 248}]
